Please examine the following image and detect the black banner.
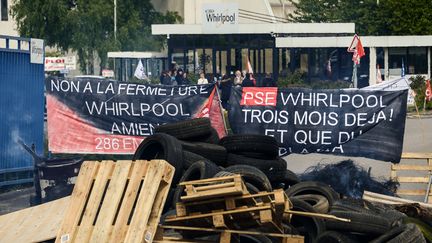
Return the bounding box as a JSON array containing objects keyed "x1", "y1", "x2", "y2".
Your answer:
[
  {"x1": 45, "y1": 78, "x2": 223, "y2": 154},
  {"x1": 228, "y1": 87, "x2": 408, "y2": 162}
]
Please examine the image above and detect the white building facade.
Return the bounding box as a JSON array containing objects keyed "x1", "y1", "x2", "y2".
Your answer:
[{"x1": 0, "y1": 0, "x2": 18, "y2": 36}]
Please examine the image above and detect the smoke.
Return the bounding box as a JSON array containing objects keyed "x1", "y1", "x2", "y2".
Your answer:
[{"x1": 7, "y1": 128, "x2": 25, "y2": 158}]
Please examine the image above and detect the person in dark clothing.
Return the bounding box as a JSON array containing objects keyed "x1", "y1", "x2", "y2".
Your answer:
[
  {"x1": 219, "y1": 73, "x2": 232, "y2": 109},
  {"x1": 175, "y1": 69, "x2": 185, "y2": 85},
  {"x1": 262, "y1": 73, "x2": 277, "y2": 87},
  {"x1": 160, "y1": 70, "x2": 172, "y2": 85},
  {"x1": 241, "y1": 73, "x2": 255, "y2": 87},
  {"x1": 182, "y1": 72, "x2": 190, "y2": 85},
  {"x1": 159, "y1": 71, "x2": 164, "y2": 84}
]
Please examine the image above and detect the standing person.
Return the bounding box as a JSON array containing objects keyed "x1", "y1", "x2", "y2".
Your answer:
[
  {"x1": 241, "y1": 73, "x2": 255, "y2": 87},
  {"x1": 233, "y1": 70, "x2": 242, "y2": 86},
  {"x1": 197, "y1": 72, "x2": 208, "y2": 84},
  {"x1": 170, "y1": 70, "x2": 177, "y2": 85},
  {"x1": 160, "y1": 70, "x2": 172, "y2": 85},
  {"x1": 182, "y1": 72, "x2": 190, "y2": 85},
  {"x1": 213, "y1": 72, "x2": 221, "y2": 84},
  {"x1": 262, "y1": 73, "x2": 276, "y2": 87},
  {"x1": 175, "y1": 69, "x2": 185, "y2": 85},
  {"x1": 241, "y1": 70, "x2": 247, "y2": 82},
  {"x1": 159, "y1": 71, "x2": 165, "y2": 84},
  {"x1": 219, "y1": 72, "x2": 232, "y2": 109}
]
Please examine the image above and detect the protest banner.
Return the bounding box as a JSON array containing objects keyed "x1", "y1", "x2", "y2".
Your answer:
[
  {"x1": 228, "y1": 87, "x2": 408, "y2": 162},
  {"x1": 46, "y1": 78, "x2": 225, "y2": 154}
]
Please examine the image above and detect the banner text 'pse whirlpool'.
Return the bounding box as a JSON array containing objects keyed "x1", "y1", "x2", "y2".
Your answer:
[{"x1": 228, "y1": 87, "x2": 408, "y2": 162}]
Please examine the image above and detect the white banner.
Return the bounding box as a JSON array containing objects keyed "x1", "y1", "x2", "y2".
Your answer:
[
  {"x1": 45, "y1": 57, "x2": 65, "y2": 71},
  {"x1": 30, "y1": 38, "x2": 44, "y2": 64},
  {"x1": 45, "y1": 56, "x2": 76, "y2": 71},
  {"x1": 202, "y1": 3, "x2": 238, "y2": 34},
  {"x1": 64, "y1": 56, "x2": 76, "y2": 70},
  {"x1": 363, "y1": 77, "x2": 414, "y2": 105}
]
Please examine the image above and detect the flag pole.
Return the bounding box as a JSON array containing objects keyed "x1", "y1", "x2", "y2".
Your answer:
[
  {"x1": 215, "y1": 86, "x2": 229, "y2": 134},
  {"x1": 351, "y1": 63, "x2": 358, "y2": 88}
]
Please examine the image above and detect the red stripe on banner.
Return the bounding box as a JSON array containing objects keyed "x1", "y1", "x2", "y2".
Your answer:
[
  {"x1": 47, "y1": 95, "x2": 145, "y2": 154},
  {"x1": 209, "y1": 88, "x2": 227, "y2": 138},
  {"x1": 195, "y1": 87, "x2": 216, "y2": 118},
  {"x1": 241, "y1": 87, "x2": 278, "y2": 106},
  {"x1": 195, "y1": 87, "x2": 227, "y2": 138}
]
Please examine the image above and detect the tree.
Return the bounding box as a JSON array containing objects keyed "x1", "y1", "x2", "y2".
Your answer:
[
  {"x1": 11, "y1": 0, "x2": 181, "y2": 74},
  {"x1": 410, "y1": 75, "x2": 432, "y2": 110},
  {"x1": 288, "y1": 0, "x2": 432, "y2": 36}
]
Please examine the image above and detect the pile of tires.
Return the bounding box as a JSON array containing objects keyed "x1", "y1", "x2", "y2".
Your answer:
[
  {"x1": 322, "y1": 198, "x2": 425, "y2": 243},
  {"x1": 133, "y1": 118, "x2": 299, "y2": 206},
  {"x1": 133, "y1": 118, "x2": 427, "y2": 242},
  {"x1": 283, "y1": 181, "x2": 426, "y2": 243}
]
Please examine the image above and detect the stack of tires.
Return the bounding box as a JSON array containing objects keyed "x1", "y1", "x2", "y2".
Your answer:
[
  {"x1": 322, "y1": 198, "x2": 425, "y2": 243},
  {"x1": 284, "y1": 181, "x2": 426, "y2": 243},
  {"x1": 133, "y1": 118, "x2": 300, "y2": 205},
  {"x1": 133, "y1": 118, "x2": 427, "y2": 243}
]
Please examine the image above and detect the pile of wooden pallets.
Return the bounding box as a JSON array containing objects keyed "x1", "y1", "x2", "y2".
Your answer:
[
  {"x1": 0, "y1": 161, "x2": 305, "y2": 242},
  {"x1": 0, "y1": 159, "x2": 175, "y2": 243},
  {"x1": 55, "y1": 159, "x2": 174, "y2": 243},
  {"x1": 157, "y1": 175, "x2": 304, "y2": 243}
]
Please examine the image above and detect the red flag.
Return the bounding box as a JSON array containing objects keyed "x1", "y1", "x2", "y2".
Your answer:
[
  {"x1": 348, "y1": 34, "x2": 365, "y2": 65},
  {"x1": 426, "y1": 79, "x2": 432, "y2": 102},
  {"x1": 356, "y1": 38, "x2": 365, "y2": 58},
  {"x1": 195, "y1": 87, "x2": 226, "y2": 138},
  {"x1": 196, "y1": 87, "x2": 216, "y2": 118}
]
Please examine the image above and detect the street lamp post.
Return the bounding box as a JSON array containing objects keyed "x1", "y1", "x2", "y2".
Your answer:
[
  {"x1": 114, "y1": 0, "x2": 117, "y2": 40},
  {"x1": 113, "y1": 0, "x2": 117, "y2": 79}
]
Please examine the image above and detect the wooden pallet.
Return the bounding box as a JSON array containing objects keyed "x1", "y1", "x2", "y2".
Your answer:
[
  {"x1": 180, "y1": 175, "x2": 248, "y2": 202},
  {"x1": 155, "y1": 226, "x2": 304, "y2": 243},
  {"x1": 166, "y1": 204, "x2": 282, "y2": 232},
  {"x1": 0, "y1": 196, "x2": 70, "y2": 243},
  {"x1": 391, "y1": 152, "x2": 432, "y2": 202},
  {"x1": 176, "y1": 189, "x2": 289, "y2": 217},
  {"x1": 55, "y1": 160, "x2": 174, "y2": 243}
]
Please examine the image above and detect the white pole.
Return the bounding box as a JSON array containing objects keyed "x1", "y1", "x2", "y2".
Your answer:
[
  {"x1": 427, "y1": 47, "x2": 431, "y2": 79},
  {"x1": 384, "y1": 47, "x2": 389, "y2": 81},
  {"x1": 369, "y1": 47, "x2": 377, "y2": 86},
  {"x1": 113, "y1": 0, "x2": 117, "y2": 79},
  {"x1": 114, "y1": 0, "x2": 117, "y2": 40}
]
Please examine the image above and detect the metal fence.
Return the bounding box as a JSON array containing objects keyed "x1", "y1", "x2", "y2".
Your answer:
[{"x1": 0, "y1": 35, "x2": 45, "y2": 186}]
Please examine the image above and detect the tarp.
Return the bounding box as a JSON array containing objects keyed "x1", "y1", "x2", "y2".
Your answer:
[
  {"x1": 228, "y1": 87, "x2": 408, "y2": 162},
  {"x1": 363, "y1": 77, "x2": 414, "y2": 105},
  {"x1": 45, "y1": 78, "x2": 225, "y2": 154},
  {"x1": 363, "y1": 77, "x2": 410, "y2": 91}
]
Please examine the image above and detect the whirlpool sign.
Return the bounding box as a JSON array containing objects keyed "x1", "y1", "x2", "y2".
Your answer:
[{"x1": 202, "y1": 3, "x2": 238, "y2": 34}]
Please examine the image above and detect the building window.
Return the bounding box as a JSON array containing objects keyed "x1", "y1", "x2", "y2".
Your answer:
[
  {"x1": 408, "y1": 47, "x2": 427, "y2": 74},
  {"x1": 389, "y1": 47, "x2": 427, "y2": 75},
  {"x1": 1, "y1": 0, "x2": 8, "y2": 21}
]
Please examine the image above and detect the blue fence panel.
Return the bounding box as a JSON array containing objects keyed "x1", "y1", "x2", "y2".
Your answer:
[{"x1": 0, "y1": 36, "x2": 44, "y2": 175}]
